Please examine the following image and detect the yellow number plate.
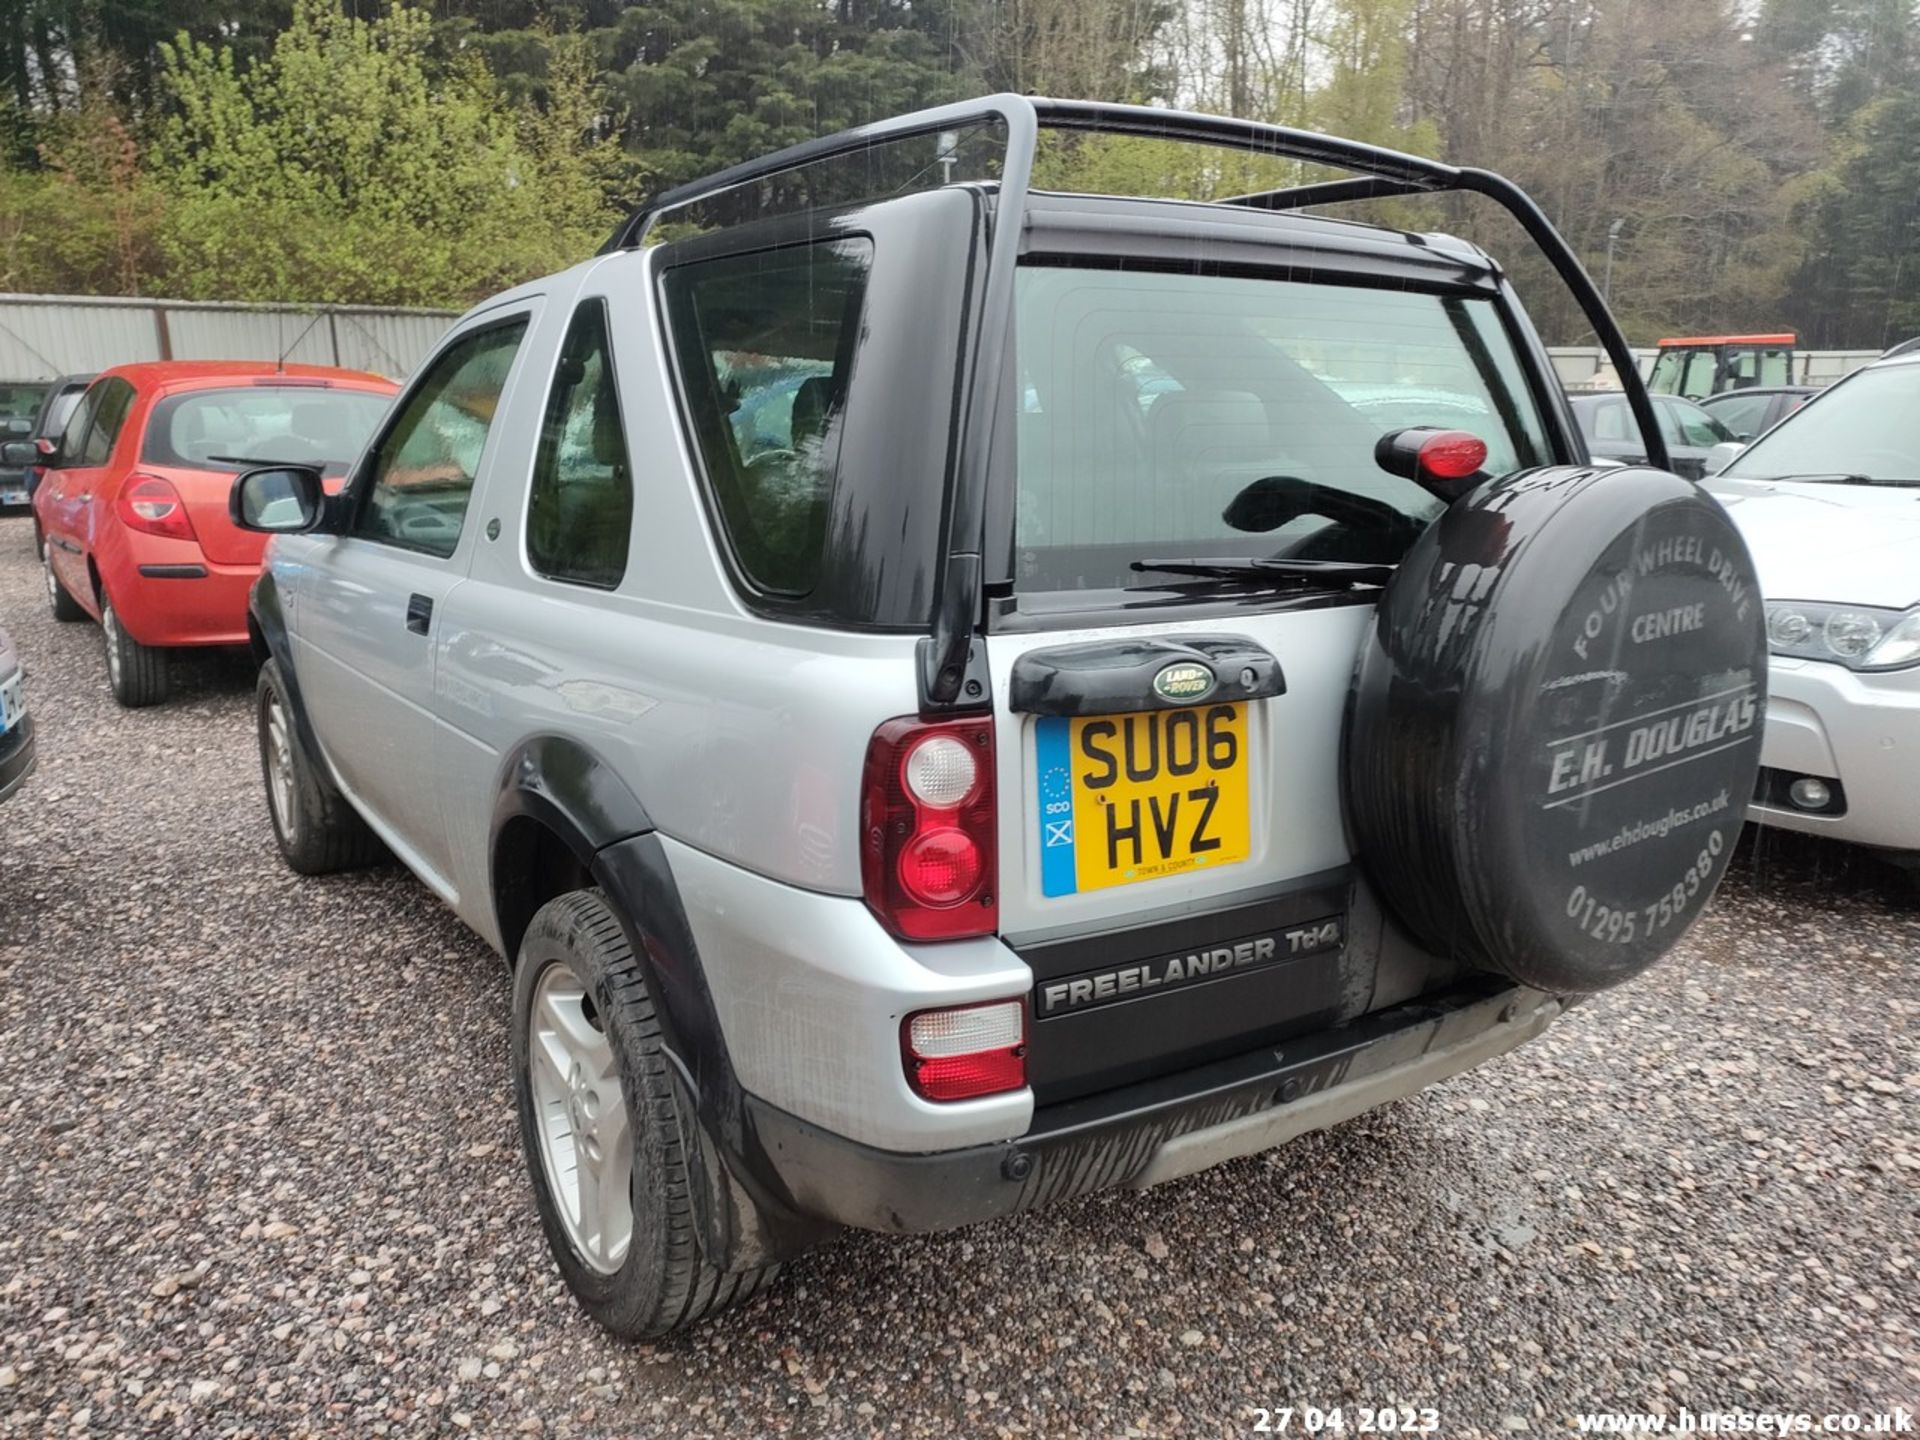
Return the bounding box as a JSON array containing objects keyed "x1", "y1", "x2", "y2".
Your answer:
[{"x1": 1034, "y1": 704, "x2": 1251, "y2": 896}]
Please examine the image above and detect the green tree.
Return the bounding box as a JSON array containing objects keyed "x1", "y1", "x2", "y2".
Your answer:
[
  {"x1": 1788, "y1": 86, "x2": 1920, "y2": 344},
  {"x1": 153, "y1": 0, "x2": 621, "y2": 305},
  {"x1": 596, "y1": 0, "x2": 973, "y2": 194}
]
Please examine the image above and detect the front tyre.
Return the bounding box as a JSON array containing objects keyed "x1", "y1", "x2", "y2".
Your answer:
[
  {"x1": 101, "y1": 595, "x2": 169, "y2": 707},
  {"x1": 256, "y1": 658, "x2": 382, "y2": 873},
  {"x1": 512, "y1": 890, "x2": 780, "y2": 1338}
]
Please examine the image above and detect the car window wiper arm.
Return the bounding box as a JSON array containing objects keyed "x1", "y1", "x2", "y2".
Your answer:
[
  {"x1": 1750, "y1": 472, "x2": 1895, "y2": 486},
  {"x1": 207, "y1": 453, "x2": 319, "y2": 469},
  {"x1": 1131, "y1": 557, "x2": 1396, "y2": 589}
]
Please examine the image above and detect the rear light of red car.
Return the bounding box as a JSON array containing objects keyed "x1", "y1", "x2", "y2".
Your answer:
[
  {"x1": 861, "y1": 716, "x2": 996, "y2": 940},
  {"x1": 117, "y1": 475, "x2": 198, "y2": 543},
  {"x1": 901, "y1": 999, "x2": 1026, "y2": 1101}
]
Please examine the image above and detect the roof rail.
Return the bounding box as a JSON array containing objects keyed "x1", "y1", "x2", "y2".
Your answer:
[{"x1": 605, "y1": 96, "x2": 1666, "y2": 709}]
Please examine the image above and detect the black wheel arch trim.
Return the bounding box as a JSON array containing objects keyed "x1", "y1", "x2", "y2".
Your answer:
[
  {"x1": 247, "y1": 573, "x2": 327, "y2": 765},
  {"x1": 491, "y1": 743, "x2": 830, "y2": 1268},
  {"x1": 491, "y1": 734, "x2": 655, "y2": 868},
  {"x1": 589, "y1": 833, "x2": 838, "y2": 1271}
]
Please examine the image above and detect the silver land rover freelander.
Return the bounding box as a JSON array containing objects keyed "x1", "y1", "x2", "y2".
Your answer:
[{"x1": 227, "y1": 97, "x2": 1768, "y2": 1337}]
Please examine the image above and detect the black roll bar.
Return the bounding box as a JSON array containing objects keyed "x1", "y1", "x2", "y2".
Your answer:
[{"x1": 605, "y1": 95, "x2": 1667, "y2": 710}]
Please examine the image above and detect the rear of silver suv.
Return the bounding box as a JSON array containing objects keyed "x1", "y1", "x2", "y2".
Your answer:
[{"x1": 233, "y1": 97, "x2": 1767, "y2": 1338}]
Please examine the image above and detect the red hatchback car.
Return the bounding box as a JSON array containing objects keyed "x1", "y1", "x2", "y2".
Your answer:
[{"x1": 27, "y1": 363, "x2": 397, "y2": 706}]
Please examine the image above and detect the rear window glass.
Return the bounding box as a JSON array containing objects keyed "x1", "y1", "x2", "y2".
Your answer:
[
  {"x1": 143, "y1": 385, "x2": 391, "y2": 474},
  {"x1": 1, "y1": 384, "x2": 48, "y2": 433},
  {"x1": 1012, "y1": 267, "x2": 1551, "y2": 593},
  {"x1": 661, "y1": 239, "x2": 872, "y2": 596}
]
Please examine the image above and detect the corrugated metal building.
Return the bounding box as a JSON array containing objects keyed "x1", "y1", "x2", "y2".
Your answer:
[{"x1": 0, "y1": 294, "x2": 457, "y2": 383}]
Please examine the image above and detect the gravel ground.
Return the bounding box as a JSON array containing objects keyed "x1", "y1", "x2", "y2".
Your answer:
[{"x1": 0, "y1": 516, "x2": 1914, "y2": 1439}]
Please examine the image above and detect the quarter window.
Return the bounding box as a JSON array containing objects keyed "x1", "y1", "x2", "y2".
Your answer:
[
  {"x1": 57, "y1": 385, "x2": 101, "y2": 464},
  {"x1": 662, "y1": 239, "x2": 872, "y2": 595},
  {"x1": 356, "y1": 319, "x2": 528, "y2": 558},
  {"x1": 63, "y1": 378, "x2": 134, "y2": 467},
  {"x1": 528, "y1": 301, "x2": 633, "y2": 589}
]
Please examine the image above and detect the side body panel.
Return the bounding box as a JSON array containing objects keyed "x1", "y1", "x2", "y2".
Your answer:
[
  {"x1": 432, "y1": 248, "x2": 928, "y2": 948},
  {"x1": 293, "y1": 299, "x2": 545, "y2": 901}
]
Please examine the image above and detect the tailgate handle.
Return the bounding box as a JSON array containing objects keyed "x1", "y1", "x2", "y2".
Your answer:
[
  {"x1": 1009, "y1": 635, "x2": 1285, "y2": 717},
  {"x1": 405, "y1": 593, "x2": 433, "y2": 635}
]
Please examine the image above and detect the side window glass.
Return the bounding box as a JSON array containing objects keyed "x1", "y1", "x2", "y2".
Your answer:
[
  {"x1": 355, "y1": 319, "x2": 528, "y2": 558},
  {"x1": 1681, "y1": 351, "x2": 1717, "y2": 400},
  {"x1": 1593, "y1": 402, "x2": 1630, "y2": 442},
  {"x1": 527, "y1": 301, "x2": 633, "y2": 589},
  {"x1": 1677, "y1": 403, "x2": 1732, "y2": 447},
  {"x1": 81, "y1": 380, "x2": 135, "y2": 466},
  {"x1": 662, "y1": 239, "x2": 872, "y2": 595},
  {"x1": 58, "y1": 385, "x2": 102, "y2": 465}
]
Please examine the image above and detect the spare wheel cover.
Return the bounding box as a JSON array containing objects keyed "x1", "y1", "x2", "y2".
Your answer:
[{"x1": 1345, "y1": 464, "x2": 1766, "y2": 993}]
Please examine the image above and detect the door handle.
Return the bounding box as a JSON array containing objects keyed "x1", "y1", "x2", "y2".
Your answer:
[{"x1": 405, "y1": 593, "x2": 433, "y2": 635}]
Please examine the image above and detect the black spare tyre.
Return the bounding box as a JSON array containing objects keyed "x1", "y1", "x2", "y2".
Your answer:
[{"x1": 1345, "y1": 464, "x2": 1766, "y2": 993}]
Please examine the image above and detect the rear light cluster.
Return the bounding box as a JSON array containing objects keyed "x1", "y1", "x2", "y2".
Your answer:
[
  {"x1": 901, "y1": 999, "x2": 1026, "y2": 1101},
  {"x1": 860, "y1": 716, "x2": 996, "y2": 940},
  {"x1": 117, "y1": 475, "x2": 197, "y2": 542}
]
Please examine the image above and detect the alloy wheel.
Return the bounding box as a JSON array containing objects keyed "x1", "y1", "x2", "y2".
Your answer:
[
  {"x1": 526, "y1": 961, "x2": 633, "y2": 1275},
  {"x1": 102, "y1": 602, "x2": 122, "y2": 690},
  {"x1": 263, "y1": 689, "x2": 297, "y2": 845}
]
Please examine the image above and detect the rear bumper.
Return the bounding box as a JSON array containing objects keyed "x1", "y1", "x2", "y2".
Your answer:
[
  {"x1": 746, "y1": 980, "x2": 1565, "y2": 1233},
  {"x1": 0, "y1": 713, "x2": 37, "y2": 803},
  {"x1": 106, "y1": 552, "x2": 257, "y2": 648}
]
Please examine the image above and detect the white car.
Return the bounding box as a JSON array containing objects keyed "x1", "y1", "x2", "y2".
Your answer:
[{"x1": 1704, "y1": 351, "x2": 1920, "y2": 868}]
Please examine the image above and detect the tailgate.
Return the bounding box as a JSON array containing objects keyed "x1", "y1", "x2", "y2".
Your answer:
[
  {"x1": 985, "y1": 605, "x2": 1375, "y2": 1104},
  {"x1": 144, "y1": 464, "x2": 270, "y2": 567}
]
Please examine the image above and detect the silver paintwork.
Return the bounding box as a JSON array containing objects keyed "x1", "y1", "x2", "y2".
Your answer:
[
  {"x1": 527, "y1": 960, "x2": 633, "y2": 1274},
  {"x1": 984, "y1": 607, "x2": 1369, "y2": 940},
  {"x1": 266, "y1": 243, "x2": 1391, "y2": 1158},
  {"x1": 662, "y1": 835, "x2": 1033, "y2": 1150},
  {"x1": 1747, "y1": 658, "x2": 1920, "y2": 850},
  {"x1": 1128, "y1": 994, "x2": 1567, "y2": 1190}
]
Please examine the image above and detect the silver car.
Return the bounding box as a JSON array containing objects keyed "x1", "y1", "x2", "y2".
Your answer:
[
  {"x1": 1705, "y1": 350, "x2": 1920, "y2": 869},
  {"x1": 0, "y1": 625, "x2": 36, "y2": 803},
  {"x1": 227, "y1": 97, "x2": 1766, "y2": 1336}
]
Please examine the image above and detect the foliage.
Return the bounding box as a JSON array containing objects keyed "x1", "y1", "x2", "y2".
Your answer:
[
  {"x1": 151, "y1": 0, "x2": 622, "y2": 305},
  {"x1": 2, "y1": 0, "x2": 1919, "y2": 344},
  {"x1": 1787, "y1": 86, "x2": 1920, "y2": 344}
]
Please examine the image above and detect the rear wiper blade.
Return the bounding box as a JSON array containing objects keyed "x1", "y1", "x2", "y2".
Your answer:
[
  {"x1": 1131, "y1": 557, "x2": 1396, "y2": 589},
  {"x1": 207, "y1": 454, "x2": 324, "y2": 469}
]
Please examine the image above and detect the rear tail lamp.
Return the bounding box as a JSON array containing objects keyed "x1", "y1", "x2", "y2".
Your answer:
[
  {"x1": 902, "y1": 999, "x2": 1026, "y2": 1101},
  {"x1": 861, "y1": 717, "x2": 996, "y2": 940},
  {"x1": 117, "y1": 475, "x2": 198, "y2": 542}
]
